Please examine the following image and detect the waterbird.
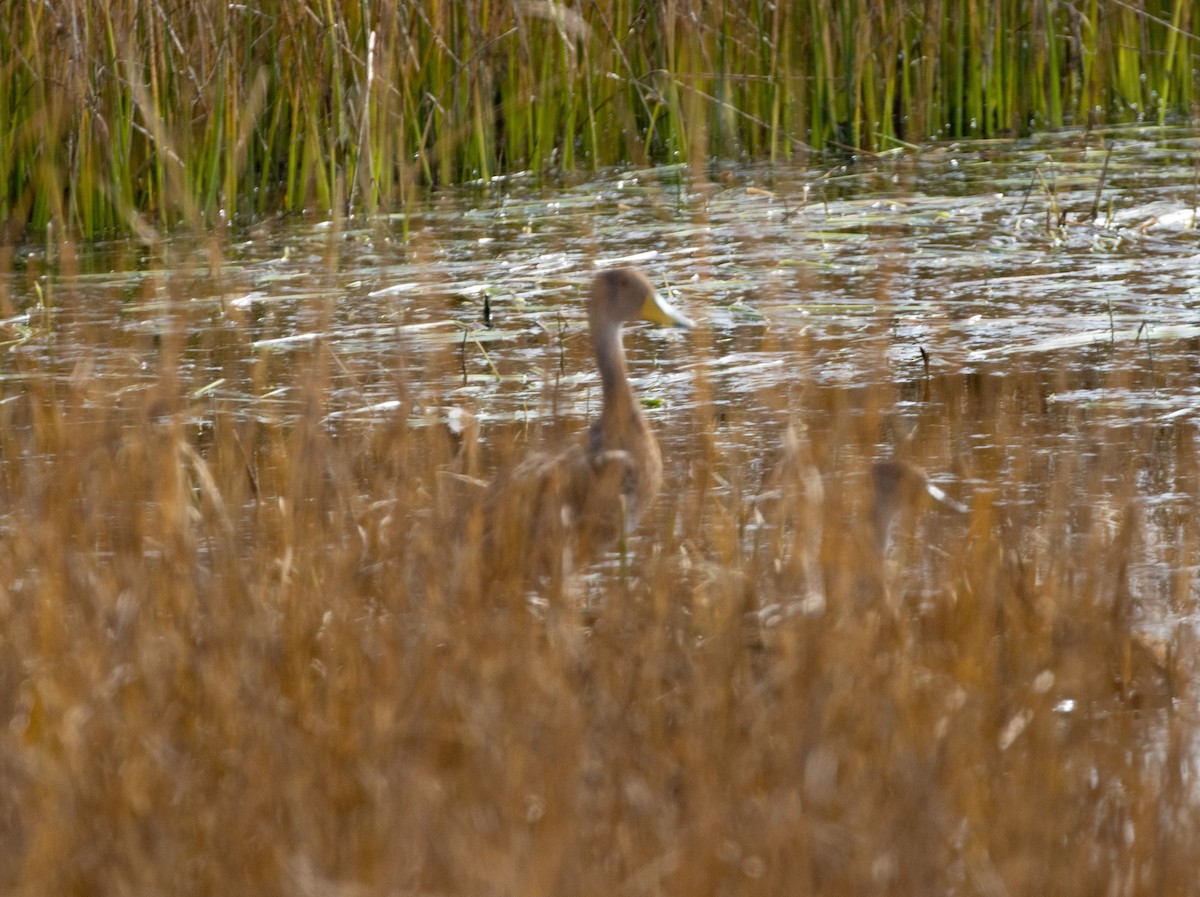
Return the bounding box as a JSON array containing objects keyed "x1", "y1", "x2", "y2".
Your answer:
[
  {"x1": 870, "y1": 459, "x2": 969, "y2": 558},
  {"x1": 748, "y1": 450, "x2": 969, "y2": 625},
  {"x1": 485, "y1": 267, "x2": 694, "y2": 582}
]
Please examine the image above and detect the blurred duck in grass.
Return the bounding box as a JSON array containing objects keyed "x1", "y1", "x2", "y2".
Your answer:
[{"x1": 483, "y1": 267, "x2": 694, "y2": 587}]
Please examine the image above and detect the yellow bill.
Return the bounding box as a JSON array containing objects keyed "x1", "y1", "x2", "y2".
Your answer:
[{"x1": 639, "y1": 290, "x2": 695, "y2": 329}]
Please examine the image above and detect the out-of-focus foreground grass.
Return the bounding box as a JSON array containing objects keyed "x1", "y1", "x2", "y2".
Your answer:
[{"x1": 0, "y1": 245, "x2": 1195, "y2": 896}]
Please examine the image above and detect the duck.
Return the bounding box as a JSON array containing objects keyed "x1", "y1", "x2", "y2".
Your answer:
[
  {"x1": 869, "y1": 459, "x2": 968, "y2": 558},
  {"x1": 485, "y1": 267, "x2": 694, "y2": 583}
]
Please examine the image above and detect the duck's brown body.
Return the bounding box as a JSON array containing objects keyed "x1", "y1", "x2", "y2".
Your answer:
[{"x1": 485, "y1": 268, "x2": 692, "y2": 581}]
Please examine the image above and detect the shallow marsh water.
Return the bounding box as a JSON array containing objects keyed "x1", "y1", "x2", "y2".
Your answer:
[{"x1": 5, "y1": 126, "x2": 1199, "y2": 613}]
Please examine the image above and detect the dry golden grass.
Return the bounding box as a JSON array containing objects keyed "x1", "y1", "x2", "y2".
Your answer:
[{"x1": 0, "y1": 244, "x2": 1196, "y2": 896}]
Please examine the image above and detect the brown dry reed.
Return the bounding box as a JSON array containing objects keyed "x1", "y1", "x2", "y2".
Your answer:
[
  {"x1": 0, "y1": 240, "x2": 1197, "y2": 895},
  {"x1": 4, "y1": 0, "x2": 1200, "y2": 238}
]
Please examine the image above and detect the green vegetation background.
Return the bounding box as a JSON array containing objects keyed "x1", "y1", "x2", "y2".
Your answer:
[{"x1": 2, "y1": 0, "x2": 1197, "y2": 238}]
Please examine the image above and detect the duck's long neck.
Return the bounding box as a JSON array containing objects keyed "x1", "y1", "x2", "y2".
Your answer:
[{"x1": 591, "y1": 319, "x2": 643, "y2": 437}]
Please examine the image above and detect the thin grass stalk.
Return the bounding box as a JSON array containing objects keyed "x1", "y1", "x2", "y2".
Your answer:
[
  {"x1": 768, "y1": 0, "x2": 784, "y2": 161},
  {"x1": 660, "y1": 5, "x2": 686, "y2": 161},
  {"x1": 808, "y1": 1, "x2": 827, "y2": 148},
  {"x1": 967, "y1": 0, "x2": 983, "y2": 134},
  {"x1": 581, "y1": 27, "x2": 600, "y2": 171},
  {"x1": 1114, "y1": 3, "x2": 1144, "y2": 112},
  {"x1": 1157, "y1": 0, "x2": 1187, "y2": 122},
  {"x1": 499, "y1": 8, "x2": 524, "y2": 170},
  {"x1": 917, "y1": 0, "x2": 941, "y2": 141},
  {"x1": 563, "y1": 13, "x2": 580, "y2": 172},
  {"x1": 1043, "y1": 0, "x2": 1063, "y2": 126}
]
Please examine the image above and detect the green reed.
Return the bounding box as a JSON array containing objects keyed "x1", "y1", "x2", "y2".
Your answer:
[{"x1": 2, "y1": 0, "x2": 1199, "y2": 239}]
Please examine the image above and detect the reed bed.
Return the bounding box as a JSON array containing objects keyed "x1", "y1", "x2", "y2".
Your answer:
[
  {"x1": 3, "y1": 0, "x2": 1199, "y2": 238},
  {"x1": 0, "y1": 239, "x2": 1196, "y2": 895}
]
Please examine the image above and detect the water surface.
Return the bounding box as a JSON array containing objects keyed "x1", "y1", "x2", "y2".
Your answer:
[{"x1": 3, "y1": 124, "x2": 1199, "y2": 618}]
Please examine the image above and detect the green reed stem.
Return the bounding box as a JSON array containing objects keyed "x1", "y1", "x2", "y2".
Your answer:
[{"x1": 4, "y1": 0, "x2": 1200, "y2": 239}]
